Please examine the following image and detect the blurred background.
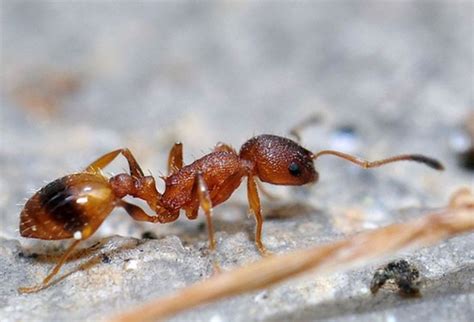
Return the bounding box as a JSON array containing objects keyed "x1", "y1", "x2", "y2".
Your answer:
[{"x1": 0, "y1": 1, "x2": 473, "y2": 321}]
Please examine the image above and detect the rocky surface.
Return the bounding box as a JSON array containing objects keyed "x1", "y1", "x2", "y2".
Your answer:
[{"x1": 1, "y1": 1, "x2": 472, "y2": 321}]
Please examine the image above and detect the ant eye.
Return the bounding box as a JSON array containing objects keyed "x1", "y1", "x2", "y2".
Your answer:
[{"x1": 288, "y1": 162, "x2": 301, "y2": 176}]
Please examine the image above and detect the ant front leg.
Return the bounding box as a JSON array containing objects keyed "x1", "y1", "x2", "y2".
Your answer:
[
  {"x1": 18, "y1": 239, "x2": 81, "y2": 294},
  {"x1": 168, "y1": 142, "x2": 183, "y2": 175},
  {"x1": 192, "y1": 172, "x2": 216, "y2": 250},
  {"x1": 85, "y1": 148, "x2": 145, "y2": 178},
  {"x1": 247, "y1": 175, "x2": 269, "y2": 256}
]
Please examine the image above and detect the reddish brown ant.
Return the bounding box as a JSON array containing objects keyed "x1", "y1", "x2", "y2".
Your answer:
[{"x1": 18, "y1": 134, "x2": 444, "y2": 293}]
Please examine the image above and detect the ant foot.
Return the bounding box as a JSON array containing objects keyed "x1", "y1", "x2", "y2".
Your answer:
[
  {"x1": 18, "y1": 284, "x2": 45, "y2": 294},
  {"x1": 212, "y1": 261, "x2": 222, "y2": 275},
  {"x1": 256, "y1": 243, "x2": 272, "y2": 257}
]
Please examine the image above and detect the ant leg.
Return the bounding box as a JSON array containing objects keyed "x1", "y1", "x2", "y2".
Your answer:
[
  {"x1": 187, "y1": 170, "x2": 244, "y2": 244},
  {"x1": 168, "y1": 142, "x2": 183, "y2": 175},
  {"x1": 120, "y1": 148, "x2": 146, "y2": 177},
  {"x1": 18, "y1": 239, "x2": 81, "y2": 294},
  {"x1": 120, "y1": 199, "x2": 183, "y2": 235},
  {"x1": 247, "y1": 175, "x2": 269, "y2": 256},
  {"x1": 208, "y1": 171, "x2": 245, "y2": 204},
  {"x1": 214, "y1": 142, "x2": 237, "y2": 154},
  {"x1": 85, "y1": 148, "x2": 145, "y2": 178},
  {"x1": 289, "y1": 113, "x2": 321, "y2": 142},
  {"x1": 85, "y1": 149, "x2": 122, "y2": 173},
  {"x1": 192, "y1": 172, "x2": 216, "y2": 250},
  {"x1": 118, "y1": 200, "x2": 160, "y2": 223},
  {"x1": 185, "y1": 207, "x2": 199, "y2": 220},
  {"x1": 192, "y1": 173, "x2": 223, "y2": 273}
]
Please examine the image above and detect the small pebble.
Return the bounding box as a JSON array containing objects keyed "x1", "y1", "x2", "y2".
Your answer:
[{"x1": 124, "y1": 259, "x2": 138, "y2": 271}]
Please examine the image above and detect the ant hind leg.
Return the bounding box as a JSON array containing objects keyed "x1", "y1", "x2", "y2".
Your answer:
[
  {"x1": 18, "y1": 239, "x2": 81, "y2": 294},
  {"x1": 85, "y1": 148, "x2": 145, "y2": 178},
  {"x1": 118, "y1": 200, "x2": 161, "y2": 223}
]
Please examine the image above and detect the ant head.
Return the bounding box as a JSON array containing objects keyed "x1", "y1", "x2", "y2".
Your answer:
[{"x1": 240, "y1": 135, "x2": 318, "y2": 185}]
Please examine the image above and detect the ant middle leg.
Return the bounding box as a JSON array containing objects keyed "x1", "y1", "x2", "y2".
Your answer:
[
  {"x1": 191, "y1": 172, "x2": 216, "y2": 250},
  {"x1": 85, "y1": 148, "x2": 145, "y2": 178},
  {"x1": 18, "y1": 239, "x2": 81, "y2": 294},
  {"x1": 168, "y1": 142, "x2": 183, "y2": 175}
]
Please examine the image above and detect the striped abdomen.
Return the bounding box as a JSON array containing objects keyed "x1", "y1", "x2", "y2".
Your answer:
[{"x1": 20, "y1": 173, "x2": 116, "y2": 240}]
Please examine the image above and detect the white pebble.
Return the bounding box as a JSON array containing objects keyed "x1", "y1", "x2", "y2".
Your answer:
[{"x1": 125, "y1": 260, "x2": 138, "y2": 271}]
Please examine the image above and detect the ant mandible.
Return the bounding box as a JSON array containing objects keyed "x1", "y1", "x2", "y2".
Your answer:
[{"x1": 18, "y1": 132, "x2": 444, "y2": 293}]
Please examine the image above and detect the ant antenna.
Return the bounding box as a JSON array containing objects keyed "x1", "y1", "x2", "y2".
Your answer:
[
  {"x1": 289, "y1": 113, "x2": 322, "y2": 142},
  {"x1": 311, "y1": 150, "x2": 444, "y2": 171}
]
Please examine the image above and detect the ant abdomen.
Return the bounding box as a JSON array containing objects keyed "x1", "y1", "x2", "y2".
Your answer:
[
  {"x1": 20, "y1": 173, "x2": 115, "y2": 241},
  {"x1": 18, "y1": 148, "x2": 164, "y2": 294}
]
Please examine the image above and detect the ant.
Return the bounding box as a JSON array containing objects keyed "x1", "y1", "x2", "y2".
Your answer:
[{"x1": 18, "y1": 132, "x2": 444, "y2": 293}]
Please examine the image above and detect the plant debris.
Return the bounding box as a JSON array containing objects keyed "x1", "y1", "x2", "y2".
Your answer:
[
  {"x1": 370, "y1": 259, "x2": 421, "y2": 297},
  {"x1": 109, "y1": 188, "x2": 474, "y2": 322}
]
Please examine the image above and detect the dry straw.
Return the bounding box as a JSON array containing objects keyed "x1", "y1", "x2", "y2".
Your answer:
[{"x1": 110, "y1": 188, "x2": 474, "y2": 322}]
